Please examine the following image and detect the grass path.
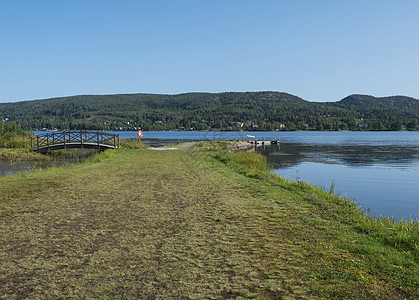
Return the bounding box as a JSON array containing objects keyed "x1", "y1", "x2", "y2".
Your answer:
[{"x1": 1, "y1": 147, "x2": 418, "y2": 299}]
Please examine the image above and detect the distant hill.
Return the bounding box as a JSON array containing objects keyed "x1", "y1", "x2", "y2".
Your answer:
[
  {"x1": 0, "y1": 92, "x2": 418, "y2": 131},
  {"x1": 335, "y1": 94, "x2": 419, "y2": 115}
]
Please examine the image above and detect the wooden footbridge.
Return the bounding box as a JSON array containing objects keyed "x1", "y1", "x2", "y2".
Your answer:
[{"x1": 31, "y1": 130, "x2": 120, "y2": 153}]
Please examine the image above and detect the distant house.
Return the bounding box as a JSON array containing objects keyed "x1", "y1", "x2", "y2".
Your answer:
[{"x1": 358, "y1": 124, "x2": 368, "y2": 129}]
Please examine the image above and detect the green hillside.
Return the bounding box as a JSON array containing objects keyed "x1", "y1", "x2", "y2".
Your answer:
[{"x1": 0, "y1": 92, "x2": 418, "y2": 131}]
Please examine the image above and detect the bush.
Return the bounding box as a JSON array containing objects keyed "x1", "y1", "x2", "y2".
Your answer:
[
  {"x1": 0, "y1": 121, "x2": 26, "y2": 138},
  {"x1": 0, "y1": 121, "x2": 30, "y2": 148},
  {"x1": 214, "y1": 149, "x2": 268, "y2": 179},
  {"x1": 119, "y1": 138, "x2": 148, "y2": 149}
]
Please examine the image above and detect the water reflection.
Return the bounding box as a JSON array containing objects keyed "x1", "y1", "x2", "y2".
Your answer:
[
  {"x1": 257, "y1": 143, "x2": 419, "y2": 169},
  {"x1": 0, "y1": 160, "x2": 46, "y2": 176},
  {"x1": 0, "y1": 149, "x2": 98, "y2": 177},
  {"x1": 256, "y1": 143, "x2": 419, "y2": 220}
]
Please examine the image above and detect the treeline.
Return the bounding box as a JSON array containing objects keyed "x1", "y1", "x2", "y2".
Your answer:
[{"x1": 0, "y1": 92, "x2": 418, "y2": 131}]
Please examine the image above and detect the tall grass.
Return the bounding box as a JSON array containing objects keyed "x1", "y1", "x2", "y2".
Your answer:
[
  {"x1": 119, "y1": 138, "x2": 148, "y2": 149},
  {"x1": 0, "y1": 121, "x2": 30, "y2": 149},
  {"x1": 46, "y1": 149, "x2": 100, "y2": 163},
  {"x1": 213, "y1": 149, "x2": 268, "y2": 179}
]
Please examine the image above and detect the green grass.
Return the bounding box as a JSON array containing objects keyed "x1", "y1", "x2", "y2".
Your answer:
[{"x1": 0, "y1": 145, "x2": 418, "y2": 299}]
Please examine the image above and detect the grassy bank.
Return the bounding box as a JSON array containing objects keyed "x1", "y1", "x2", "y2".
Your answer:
[
  {"x1": 0, "y1": 121, "x2": 34, "y2": 162},
  {"x1": 0, "y1": 121, "x2": 30, "y2": 149},
  {"x1": 0, "y1": 144, "x2": 418, "y2": 299}
]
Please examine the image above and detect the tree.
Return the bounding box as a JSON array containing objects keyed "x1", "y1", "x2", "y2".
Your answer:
[
  {"x1": 406, "y1": 119, "x2": 418, "y2": 130},
  {"x1": 371, "y1": 119, "x2": 384, "y2": 131},
  {"x1": 389, "y1": 119, "x2": 403, "y2": 131}
]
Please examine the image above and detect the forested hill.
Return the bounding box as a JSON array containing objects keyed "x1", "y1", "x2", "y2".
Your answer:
[{"x1": 0, "y1": 92, "x2": 418, "y2": 131}]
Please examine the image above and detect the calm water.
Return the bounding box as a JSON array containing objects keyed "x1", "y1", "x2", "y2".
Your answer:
[
  {"x1": 256, "y1": 141, "x2": 419, "y2": 220},
  {"x1": 0, "y1": 160, "x2": 47, "y2": 177},
  {"x1": 0, "y1": 148, "x2": 98, "y2": 177},
  {"x1": 29, "y1": 131, "x2": 419, "y2": 219}
]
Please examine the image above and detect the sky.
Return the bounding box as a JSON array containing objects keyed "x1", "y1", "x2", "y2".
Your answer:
[{"x1": 1, "y1": 0, "x2": 419, "y2": 103}]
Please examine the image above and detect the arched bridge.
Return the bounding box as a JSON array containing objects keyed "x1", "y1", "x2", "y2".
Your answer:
[{"x1": 31, "y1": 130, "x2": 120, "y2": 153}]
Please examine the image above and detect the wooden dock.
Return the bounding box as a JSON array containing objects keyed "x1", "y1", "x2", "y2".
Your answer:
[
  {"x1": 245, "y1": 134, "x2": 279, "y2": 145},
  {"x1": 249, "y1": 140, "x2": 280, "y2": 145}
]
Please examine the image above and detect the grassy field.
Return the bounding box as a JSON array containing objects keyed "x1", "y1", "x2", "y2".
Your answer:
[{"x1": 0, "y1": 143, "x2": 418, "y2": 299}]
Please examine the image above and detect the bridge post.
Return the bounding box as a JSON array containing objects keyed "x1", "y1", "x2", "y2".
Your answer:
[
  {"x1": 52, "y1": 132, "x2": 55, "y2": 145},
  {"x1": 97, "y1": 132, "x2": 100, "y2": 149},
  {"x1": 64, "y1": 131, "x2": 66, "y2": 149},
  {"x1": 46, "y1": 133, "x2": 49, "y2": 151},
  {"x1": 36, "y1": 135, "x2": 39, "y2": 150},
  {"x1": 114, "y1": 135, "x2": 116, "y2": 149},
  {"x1": 80, "y1": 130, "x2": 83, "y2": 149}
]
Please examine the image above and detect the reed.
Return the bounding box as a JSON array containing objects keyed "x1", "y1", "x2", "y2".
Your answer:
[
  {"x1": 119, "y1": 137, "x2": 149, "y2": 149},
  {"x1": 0, "y1": 121, "x2": 30, "y2": 148}
]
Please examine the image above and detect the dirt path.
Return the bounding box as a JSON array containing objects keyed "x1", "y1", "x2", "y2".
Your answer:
[{"x1": 0, "y1": 149, "x2": 291, "y2": 299}]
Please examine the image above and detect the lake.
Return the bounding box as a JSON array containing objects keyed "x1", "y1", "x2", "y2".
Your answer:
[{"x1": 25, "y1": 130, "x2": 419, "y2": 220}]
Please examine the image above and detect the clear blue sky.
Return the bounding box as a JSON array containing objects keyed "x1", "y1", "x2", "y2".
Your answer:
[{"x1": 1, "y1": 0, "x2": 419, "y2": 103}]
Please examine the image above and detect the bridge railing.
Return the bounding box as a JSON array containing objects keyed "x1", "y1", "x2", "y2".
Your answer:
[{"x1": 31, "y1": 130, "x2": 120, "y2": 152}]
